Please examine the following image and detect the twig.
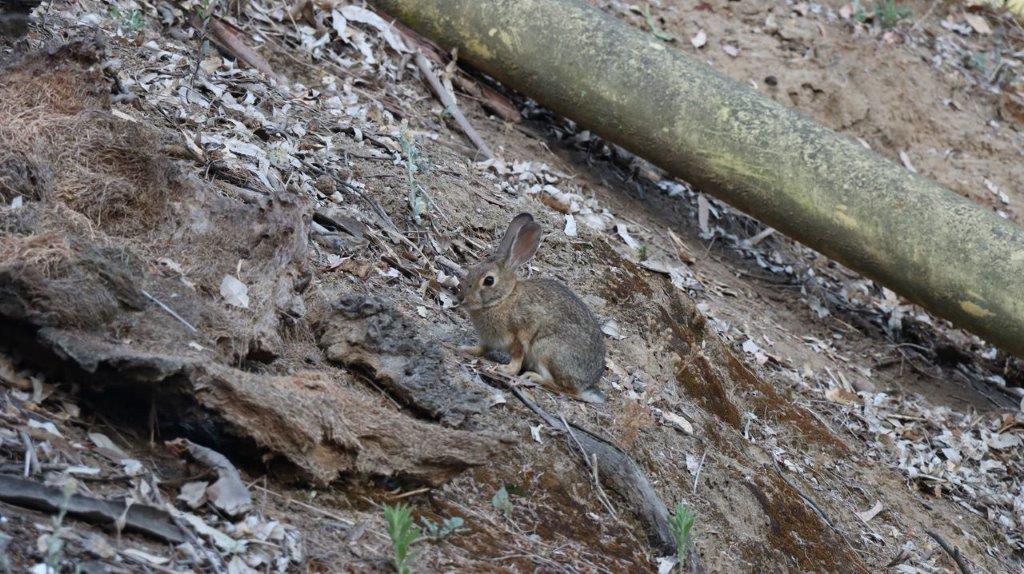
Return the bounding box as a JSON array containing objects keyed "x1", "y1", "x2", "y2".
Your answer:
[
  {"x1": 769, "y1": 458, "x2": 871, "y2": 574},
  {"x1": 770, "y1": 458, "x2": 835, "y2": 529},
  {"x1": 413, "y1": 52, "x2": 494, "y2": 159},
  {"x1": 391, "y1": 487, "x2": 431, "y2": 499},
  {"x1": 498, "y1": 383, "x2": 678, "y2": 552},
  {"x1": 692, "y1": 450, "x2": 707, "y2": 493},
  {"x1": 910, "y1": 0, "x2": 940, "y2": 33},
  {"x1": 558, "y1": 414, "x2": 618, "y2": 518},
  {"x1": 20, "y1": 431, "x2": 38, "y2": 477},
  {"x1": 188, "y1": 5, "x2": 215, "y2": 89},
  {"x1": 925, "y1": 530, "x2": 973, "y2": 574},
  {"x1": 252, "y1": 485, "x2": 353, "y2": 527},
  {"x1": 122, "y1": 552, "x2": 186, "y2": 574},
  {"x1": 384, "y1": 12, "x2": 522, "y2": 123},
  {"x1": 140, "y1": 289, "x2": 198, "y2": 333},
  {"x1": 207, "y1": 17, "x2": 285, "y2": 86}
]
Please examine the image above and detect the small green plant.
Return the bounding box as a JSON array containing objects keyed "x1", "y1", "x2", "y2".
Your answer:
[
  {"x1": 874, "y1": 0, "x2": 912, "y2": 29},
  {"x1": 851, "y1": 0, "x2": 868, "y2": 23},
  {"x1": 195, "y1": 0, "x2": 217, "y2": 20},
  {"x1": 668, "y1": 502, "x2": 696, "y2": 570},
  {"x1": 383, "y1": 503, "x2": 421, "y2": 574},
  {"x1": 491, "y1": 486, "x2": 512, "y2": 516},
  {"x1": 43, "y1": 481, "x2": 76, "y2": 573},
  {"x1": 420, "y1": 515, "x2": 465, "y2": 541},
  {"x1": 108, "y1": 6, "x2": 144, "y2": 34},
  {"x1": 963, "y1": 51, "x2": 989, "y2": 74},
  {"x1": 400, "y1": 123, "x2": 431, "y2": 226}
]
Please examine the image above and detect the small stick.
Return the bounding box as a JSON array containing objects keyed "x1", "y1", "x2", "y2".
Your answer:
[
  {"x1": 925, "y1": 530, "x2": 973, "y2": 574},
  {"x1": 391, "y1": 487, "x2": 431, "y2": 499},
  {"x1": 558, "y1": 414, "x2": 617, "y2": 518},
  {"x1": 413, "y1": 52, "x2": 495, "y2": 160},
  {"x1": 208, "y1": 17, "x2": 284, "y2": 85},
  {"x1": 141, "y1": 289, "x2": 198, "y2": 333},
  {"x1": 20, "y1": 431, "x2": 31, "y2": 476},
  {"x1": 20, "y1": 431, "x2": 35, "y2": 477},
  {"x1": 770, "y1": 458, "x2": 871, "y2": 574},
  {"x1": 252, "y1": 485, "x2": 354, "y2": 527},
  {"x1": 692, "y1": 450, "x2": 707, "y2": 493}
]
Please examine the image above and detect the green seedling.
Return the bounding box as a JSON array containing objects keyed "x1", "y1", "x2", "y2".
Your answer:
[
  {"x1": 420, "y1": 515, "x2": 465, "y2": 541},
  {"x1": 874, "y1": 0, "x2": 912, "y2": 29},
  {"x1": 384, "y1": 503, "x2": 421, "y2": 574},
  {"x1": 43, "y1": 481, "x2": 77, "y2": 573},
  {"x1": 400, "y1": 124, "x2": 430, "y2": 226},
  {"x1": 491, "y1": 486, "x2": 512, "y2": 516},
  {"x1": 669, "y1": 502, "x2": 696, "y2": 571}
]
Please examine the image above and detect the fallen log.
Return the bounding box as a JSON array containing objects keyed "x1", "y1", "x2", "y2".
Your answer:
[{"x1": 371, "y1": 0, "x2": 1024, "y2": 359}]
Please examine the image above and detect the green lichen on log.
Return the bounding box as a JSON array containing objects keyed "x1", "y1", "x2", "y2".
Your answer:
[{"x1": 372, "y1": 0, "x2": 1024, "y2": 358}]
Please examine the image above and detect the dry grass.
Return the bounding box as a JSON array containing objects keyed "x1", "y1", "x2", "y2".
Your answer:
[
  {"x1": 0, "y1": 232, "x2": 73, "y2": 278},
  {"x1": 0, "y1": 48, "x2": 176, "y2": 235}
]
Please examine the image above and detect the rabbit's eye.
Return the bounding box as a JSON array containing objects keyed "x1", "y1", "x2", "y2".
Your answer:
[{"x1": 482, "y1": 275, "x2": 495, "y2": 287}]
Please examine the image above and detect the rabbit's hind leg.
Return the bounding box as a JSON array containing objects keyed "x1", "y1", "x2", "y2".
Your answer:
[{"x1": 522, "y1": 363, "x2": 557, "y2": 391}]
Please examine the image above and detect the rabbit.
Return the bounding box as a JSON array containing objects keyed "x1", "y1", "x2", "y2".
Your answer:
[{"x1": 458, "y1": 212, "x2": 606, "y2": 403}]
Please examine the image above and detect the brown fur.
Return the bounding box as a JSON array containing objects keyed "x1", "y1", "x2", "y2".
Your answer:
[{"x1": 459, "y1": 213, "x2": 605, "y2": 402}]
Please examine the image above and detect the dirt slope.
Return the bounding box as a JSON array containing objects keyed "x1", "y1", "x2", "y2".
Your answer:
[{"x1": 0, "y1": 0, "x2": 1022, "y2": 573}]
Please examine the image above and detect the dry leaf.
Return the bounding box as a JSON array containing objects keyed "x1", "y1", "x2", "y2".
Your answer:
[
  {"x1": 0, "y1": 355, "x2": 32, "y2": 391},
  {"x1": 27, "y1": 419, "x2": 61, "y2": 437},
  {"x1": 690, "y1": 29, "x2": 707, "y2": 49},
  {"x1": 601, "y1": 319, "x2": 625, "y2": 340},
  {"x1": 825, "y1": 386, "x2": 859, "y2": 405},
  {"x1": 84, "y1": 533, "x2": 117, "y2": 559},
  {"x1": 178, "y1": 481, "x2": 209, "y2": 509},
  {"x1": 530, "y1": 425, "x2": 543, "y2": 443},
  {"x1": 89, "y1": 433, "x2": 129, "y2": 460},
  {"x1": 564, "y1": 214, "x2": 578, "y2": 237},
  {"x1": 898, "y1": 150, "x2": 917, "y2": 174},
  {"x1": 220, "y1": 275, "x2": 250, "y2": 308},
  {"x1": 169, "y1": 439, "x2": 253, "y2": 517},
  {"x1": 660, "y1": 410, "x2": 694, "y2": 435},
  {"x1": 616, "y1": 223, "x2": 641, "y2": 250},
  {"x1": 964, "y1": 13, "x2": 992, "y2": 35},
  {"x1": 855, "y1": 501, "x2": 884, "y2": 523},
  {"x1": 697, "y1": 193, "x2": 711, "y2": 235},
  {"x1": 339, "y1": 6, "x2": 409, "y2": 53},
  {"x1": 123, "y1": 548, "x2": 170, "y2": 565},
  {"x1": 667, "y1": 229, "x2": 695, "y2": 264}
]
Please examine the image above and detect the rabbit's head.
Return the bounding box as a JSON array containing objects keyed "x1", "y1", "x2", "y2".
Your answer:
[{"x1": 459, "y1": 213, "x2": 541, "y2": 312}]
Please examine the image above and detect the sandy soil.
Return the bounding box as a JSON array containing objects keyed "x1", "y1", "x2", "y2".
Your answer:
[{"x1": 0, "y1": 0, "x2": 1022, "y2": 573}]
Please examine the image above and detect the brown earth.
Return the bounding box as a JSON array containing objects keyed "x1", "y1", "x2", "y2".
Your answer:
[{"x1": 0, "y1": 0, "x2": 1022, "y2": 573}]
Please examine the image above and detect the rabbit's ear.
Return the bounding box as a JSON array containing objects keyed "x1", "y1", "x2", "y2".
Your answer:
[
  {"x1": 506, "y1": 221, "x2": 542, "y2": 269},
  {"x1": 495, "y1": 213, "x2": 535, "y2": 261}
]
